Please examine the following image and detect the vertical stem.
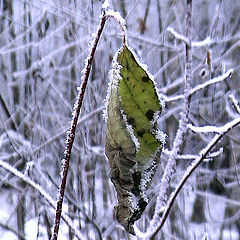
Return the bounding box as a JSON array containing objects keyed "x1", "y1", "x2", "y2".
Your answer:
[
  {"x1": 147, "y1": 1, "x2": 193, "y2": 239},
  {"x1": 185, "y1": 0, "x2": 192, "y2": 94},
  {"x1": 51, "y1": 13, "x2": 108, "y2": 240}
]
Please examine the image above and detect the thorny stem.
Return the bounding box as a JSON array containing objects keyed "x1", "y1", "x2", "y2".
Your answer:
[{"x1": 51, "y1": 12, "x2": 108, "y2": 240}]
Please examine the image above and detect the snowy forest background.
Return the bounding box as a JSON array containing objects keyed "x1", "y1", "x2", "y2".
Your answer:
[{"x1": 1, "y1": 0, "x2": 240, "y2": 239}]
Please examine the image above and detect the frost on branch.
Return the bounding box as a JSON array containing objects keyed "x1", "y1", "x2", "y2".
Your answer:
[{"x1": 105, "y1": 45, "x2": 164, "y2": 235}]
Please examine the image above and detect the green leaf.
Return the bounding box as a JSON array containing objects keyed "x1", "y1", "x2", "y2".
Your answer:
[
  {"x1": 105, "y1": 45, "x2": 164, "y2": 235},
  {"x1": 117, "y1": 46, "x2": 162, "y2": 165}
]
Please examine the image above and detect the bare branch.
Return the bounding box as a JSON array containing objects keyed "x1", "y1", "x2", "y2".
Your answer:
[
  {"x1": 188, "y1": 117, "x2": 240, "y2": 134},
  {"x1": 229, "y1": 93, "x2": 240, "y2": 114},
  {"x1": 51, "y1": 10, "x2": 108, "y2": 240},
  {"x1": 0, "y1": 158, "x2": 84, "y2": 240},
  {"x1": 163, "y1": 69, "x2": 233, "y2": 103},
  {"x1": 149, "y1": 117, "x2": 240, "y2": 239},
  {"x1": 135, "y1": 1, "x2": 193, "y2": 238}
]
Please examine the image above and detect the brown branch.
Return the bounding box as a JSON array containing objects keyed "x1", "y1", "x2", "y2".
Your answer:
[{"x1": 51, "y1": 12, "x2": 108, "y2": 240}]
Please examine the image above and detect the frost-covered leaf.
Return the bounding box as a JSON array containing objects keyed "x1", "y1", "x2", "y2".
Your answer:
[
  {"x1": 118, "y1": 46, "x2": 163, "y2": 165},
  {"x1": 105, "y1": 45, "x2": 164, "y2": 235}
]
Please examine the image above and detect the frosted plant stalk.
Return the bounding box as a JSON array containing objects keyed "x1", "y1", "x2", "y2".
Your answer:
[
  {"x1": 135, "y1": 1, "x2": 193, "y2": 238},
  {"x1": 188, "y1": 118, "x2": 240, "y2": 134},
  {"x1": 163, "y1": 69, "x2": 233, "y2": 103},
  {"x1": 0, "y1": 158, "x2": 84, "y2": 240},
  {"x1": 148, "y1": 117, "x2": 240, "y2": 239},
  {"x1": 51, "y1": 9, "x2": 108, "y2": 240}
]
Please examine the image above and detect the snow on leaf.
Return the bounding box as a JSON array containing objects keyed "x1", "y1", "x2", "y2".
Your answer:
[
  {"x1": 105, "y1": 45, "x2": 164, "y2": 235},
  {"x1": 117, "y1": 46, "x2": 163, "y2": 165}
]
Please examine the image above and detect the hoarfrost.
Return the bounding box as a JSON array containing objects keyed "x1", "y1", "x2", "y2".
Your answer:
[
  {"x1": 154, "y1": 130, "x2": 167, "y2": 144},
  {"x1": 121, "y1": 109, "x2": 140, "y2": 151},
  {"x1": 24, "y1": 161, "x2": 34, "y2": 176},
  {"x1": 102, "y1": 0, "x2": 110, "y2": 11},
  {"x1": 128, "y1": 193, "x2": 140, "y2": 211},
  {"x1": 105, "y1": 9, "x2": 126, "y2": 36},
  {"x1": 140, "y1": 155, "x2": 158, "y2": 190},
  {"x1": 229, "y1": 93, "x2": 240, "y2": 113},
  {"x1": 106, "y1": 10, "x2": 125, "y2": 27},
  {"x1": 103, "y1": 46, "x2": 124, "y2": 122},
  {"x1": 188, "y1": 118, "x2": 240, "y2": 134}
]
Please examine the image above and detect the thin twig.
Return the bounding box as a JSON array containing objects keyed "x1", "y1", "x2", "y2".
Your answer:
[
  {"x1": 167, "y1": 27, "x2": 213, "y2": 48},
  {"x1": 188, "y1": 117, "x2": 240, "y2": 134},
  {"x1": 51, "y1": 11, "x2": 108, "y2": 240},
  {"x1": 135, "y1": 1, "x2": 193, "y2": 238},
  {"x1": 151, "y1": 1, "x2": 192, "y2": 237},
  {"x1": 162, "y1": 69, "x2": 233, "y2": 102},
  {"x1": 229, "y1": 93, "x2": 240, "y2": 114},
  {"x1": 0, "y1": 158, "x2": 84, "y2": 239},
  {"x1": 150, "y1": 117, "x2": 240, "y2": 238}
]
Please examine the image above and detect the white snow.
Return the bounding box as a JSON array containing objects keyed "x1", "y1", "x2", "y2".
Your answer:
[
  {"x1": 120, "y1": 109, "x2": 140, "y2": 151},
  {"x1": 192, "y1": 37, "x2": 212, "y2": 47},
  {"x1": 188, "y1": 117, "x2": 240, "y2": 134},
  {"x1": 103, "y1": 46, "x2": 124, "y2": 122},
  {"x1": 167, "y1": 27, "x2": 190, "y2": 45},
  {"x1": 167, "y1": 27, "x2": 213, "y2": 47},
  {"x1": 102, "y1": 0, "x2": 110, "y2": 11},
  {"x1": 163, "y1": 69, "x2": 233, "y2": 103},
  {"x1": 106, "y1": 10, "x2": 126, "y2": 30},
  {"x1": 229, "y1": 93, "x2": 240, "y2": 114},
  {"x1": 129, "y1": 193, "x2": 140, "y2": 212}
]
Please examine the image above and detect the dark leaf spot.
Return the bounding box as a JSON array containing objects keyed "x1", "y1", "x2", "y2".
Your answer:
[
  {"x1": 137, "y1": 129, "x2": 145, "y2": 137},
  {"x1": 146, "y1": 109, "x2": 154, "y2": 120},
  {"x1": 126, "y1": 60, "x2": 129, "y2": 70},
  {"x1": 131, "y1": 172, "x2": 141, "y2": 195},
  {"x1": 127, "y1": 117, "x2": 136, "y2": 127},
  {"x1": 142, "y1": 76, "x2": 149, "y2": 82}
]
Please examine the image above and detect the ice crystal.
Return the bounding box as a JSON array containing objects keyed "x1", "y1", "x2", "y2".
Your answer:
[
  {"x1": 103, "y1": 46, "x2": 124, "y2": 122},
  {"x1": 120, "y1": 109, "x2": 140, "y2": 151}
]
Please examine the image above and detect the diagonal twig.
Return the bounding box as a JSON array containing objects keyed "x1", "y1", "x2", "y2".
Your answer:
[{"x1": 0, "y1": 158, "x2": 84, "y2": 239}]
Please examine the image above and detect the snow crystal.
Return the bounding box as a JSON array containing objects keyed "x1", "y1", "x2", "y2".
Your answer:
[
  {"x1": 154, "y1": 130, "x2": 167, "y2": 145},
  {"x1": 103, "y1": 46, "x2": 124, "y2": 122},
  {"x1": 128, "y1": 193, "x2": 140, "y2": 211},
  {"x1": 121, "y1": 109, "x2": 140, "y2": 151},
  {"x1": 106, "y1": 9, "x2": 126, "y2": 36},
  {"x1": 139, "y1": 148, "x2": 162, "y2": 202},
  {"x1": 102, "y1": 0, "x2": 110, "y2": 11},
  {"x1": 151, "y1": 110, "x2": 161, "y2": 126}
]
